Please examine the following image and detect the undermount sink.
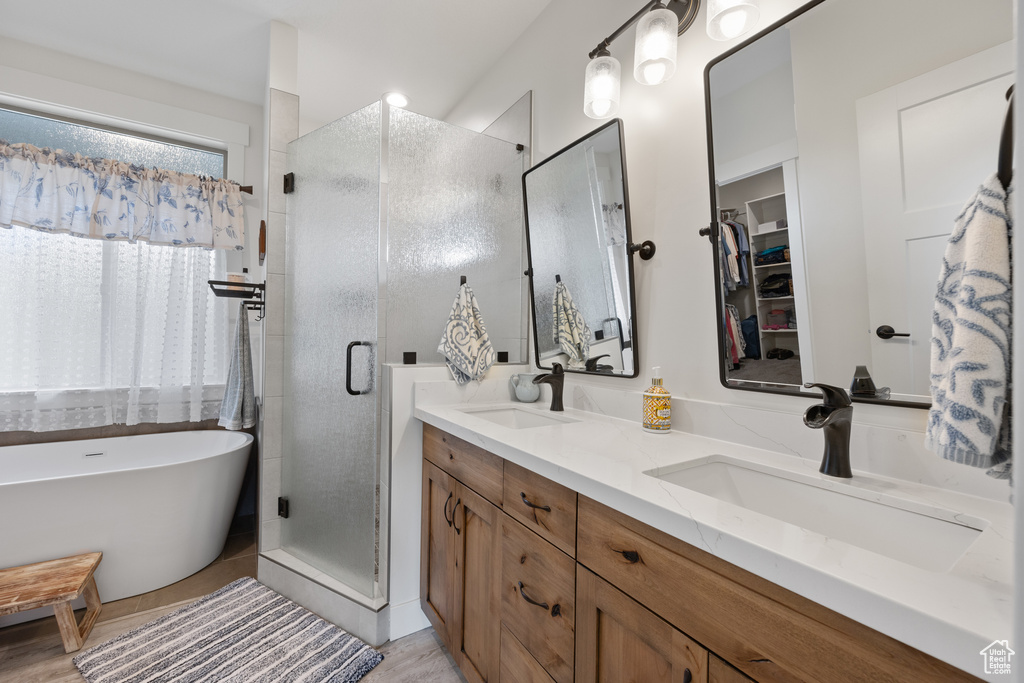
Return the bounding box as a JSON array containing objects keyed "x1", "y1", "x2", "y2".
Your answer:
[
  {"x1": 459, "y1": 406, "x2": 578, "y2": 430},
  {"x1": 645, "y1": 455, "x2": 988, "y2": 572}
]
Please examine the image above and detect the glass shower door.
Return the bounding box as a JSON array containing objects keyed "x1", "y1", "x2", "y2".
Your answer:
[{"x1": 281, "y1": 102, "x2": 381, "y2": 598}]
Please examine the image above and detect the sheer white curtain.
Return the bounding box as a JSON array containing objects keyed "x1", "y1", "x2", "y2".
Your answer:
[{"x1": 0, "y1": 227, "x2": 228, "y2": 431}]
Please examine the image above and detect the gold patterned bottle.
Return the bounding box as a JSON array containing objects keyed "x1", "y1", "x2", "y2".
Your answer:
[{"x1": 643, "y1": 367, "x2": 671, "y2": 433}]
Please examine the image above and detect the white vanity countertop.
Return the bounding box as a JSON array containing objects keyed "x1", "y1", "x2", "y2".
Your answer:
[{"x1": 414, "y1": 400, "x2": 1013, "y2": 677}]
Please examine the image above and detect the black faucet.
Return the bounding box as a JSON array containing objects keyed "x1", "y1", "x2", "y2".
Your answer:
[
  {"x1": 533, "y1": 363, "x2": 565, "y2": 412},
  {"x1": 803, "y1": 383, "x2": 853, "y2": 478}
]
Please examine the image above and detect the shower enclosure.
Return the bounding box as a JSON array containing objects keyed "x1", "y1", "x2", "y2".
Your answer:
[{"x1": 275, "y1": 100, "x2": 525, "y2": 623}]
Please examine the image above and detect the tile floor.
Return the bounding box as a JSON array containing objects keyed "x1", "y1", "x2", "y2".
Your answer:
[{"x1": 0, "y1": 531, "x2": 463, "y2": 682}]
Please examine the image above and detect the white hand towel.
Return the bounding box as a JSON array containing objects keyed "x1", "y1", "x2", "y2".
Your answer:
[
  {"x1": 553, "y1": 280, "x2": 591, "y2": 369},
  {"x1": 218, "y1": 302, "x2": 257, "y2": 430},
  {"x1": 438, "y1": 283, "x2": 495, "y2": 385},
  {"x1": 925, "y1": 174, "x2": 1012, "y2": 481}
]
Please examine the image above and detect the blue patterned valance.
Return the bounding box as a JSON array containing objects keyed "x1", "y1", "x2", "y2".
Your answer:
[{"x1": 0, "y1": 141, "x2": 245, "y2": 250}]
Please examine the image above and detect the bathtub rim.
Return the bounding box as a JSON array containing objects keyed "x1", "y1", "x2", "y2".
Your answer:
[{"x1": 0, "y1": 429, "x2": 254, "y2": 486}]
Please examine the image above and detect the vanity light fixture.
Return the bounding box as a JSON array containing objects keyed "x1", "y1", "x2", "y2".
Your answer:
[
  {"x1": 634, "y1": 4, "x2": 678, "y2": 85},
  {"x1": 384, "y1": 92, "x2": 409, "y2": 108},
  {"x1": 584, "y1": 0, "x2": 700, "y2": 118},
  {"x1": 706, "y1": 0, "x2": 760, "y2": 41},
  {"x1": 584, "y1": 51, "x2": 622, "y2": 119}
]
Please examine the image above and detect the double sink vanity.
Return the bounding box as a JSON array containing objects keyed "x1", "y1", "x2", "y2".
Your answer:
[
  {"x1": 433, "y1": 1, "x2": 1015, "y2": 679},
  {"x1": 415, "y1": 395, "x2": 1011, "y2": 682}
]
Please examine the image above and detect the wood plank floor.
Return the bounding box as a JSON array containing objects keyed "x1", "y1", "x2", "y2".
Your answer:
[{"x1": 0, "y1": 531, "x2": 464, "y2": 682}]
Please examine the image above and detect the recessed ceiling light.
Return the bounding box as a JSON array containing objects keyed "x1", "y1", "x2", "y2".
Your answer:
[{"x1": 384, "y1": 92, "x2": 409, "y2": 108}]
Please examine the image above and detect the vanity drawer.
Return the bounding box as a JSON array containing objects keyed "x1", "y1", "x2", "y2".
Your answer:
[
  {"x1": 499, "y1": 624, "x2": 556, "y2": 683},
  {"x1": 423, "y1": 424, "x2": 503, "y2": 506},
  {"x1": 501, "y1": 515, "x2": 575, "y2": 683},
  {"x1": 503, "y1": 460, "x2": 577, "y2": 557},
  {"x1": 577, "y1": 496, "x2": 980, "y2": 683}
]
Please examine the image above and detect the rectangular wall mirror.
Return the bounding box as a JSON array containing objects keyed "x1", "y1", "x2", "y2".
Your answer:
[
  {"x1": 705, "y1": 0, "x2": 1013, "y2": 407},
  {"x1": 523, "y1": 119, "x2": 638, "y2": 377}
]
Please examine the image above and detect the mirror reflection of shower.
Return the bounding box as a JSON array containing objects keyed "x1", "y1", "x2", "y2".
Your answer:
[{"x1": 524, "y1": 119, "x2": 637, "y2": 377}]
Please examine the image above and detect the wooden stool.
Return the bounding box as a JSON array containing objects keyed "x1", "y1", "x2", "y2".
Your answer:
[{"x1": 0, "y1": 552, "x2": 103, "y2": 653}]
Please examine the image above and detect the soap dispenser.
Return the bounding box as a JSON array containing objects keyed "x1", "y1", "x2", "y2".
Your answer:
[{"x1": 643, "y1": 367, "x2": 671, "y2": 433}]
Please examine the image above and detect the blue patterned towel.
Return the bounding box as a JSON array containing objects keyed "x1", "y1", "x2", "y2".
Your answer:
[
  {"x1": 438, "y1": 283, "x2": 495, "y2": 385},
  {"x1": 553, "y1": 281, "x2": 591, "y2": 369},
  {"x1": 925, "y1": 174, "x2": 1012, "y2": 482}
]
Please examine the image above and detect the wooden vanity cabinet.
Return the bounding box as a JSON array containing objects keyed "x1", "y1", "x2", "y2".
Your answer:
[
  {"x1": 576, "y1": 495, "x2": 980, "y2": 683},
  {"x1": 420, "y1": 460, "x2": 455, "y2": 650},
  {"x1": 503, "y1": 459, "x2": 577, "y2": 557},
  {"x1": 576, "y1": 565, "x2": 708, "y2": 683},
  {"x1": 500, "y1": 515, "x2": 576, "y2": 683},
  {"x1": 421, "y1": 425, "x2": 504, "y2": 683},
  {"x1": 709, "y1": 656, "x2": 756, "y2": 683},
  {"x1": 421, "y1": 426, "x2": 982, "y2": 683}
]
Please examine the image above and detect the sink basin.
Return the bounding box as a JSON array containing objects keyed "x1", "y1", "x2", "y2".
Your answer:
[
  {"x1": 459, "y1": 406, "x2": 578, "y2": 430},
  {"x1": 645, "y1": 456, "x2": 988, "y2": 572}
]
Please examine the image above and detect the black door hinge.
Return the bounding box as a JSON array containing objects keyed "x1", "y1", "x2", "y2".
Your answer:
[
  {"x1": 278, "y1": 496, "x2": 290, "y2": 518},
  {"x1": 283, "y1": 173, "x2": 295, "y2": 194}
]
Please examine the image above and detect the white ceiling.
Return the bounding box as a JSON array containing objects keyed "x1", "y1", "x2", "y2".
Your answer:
[{"x1": 0, "y1": 0, "x2": 553, "y2": 125}]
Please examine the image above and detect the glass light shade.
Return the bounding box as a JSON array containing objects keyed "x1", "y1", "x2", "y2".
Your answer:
[
  {"x1": 584, "y1": 55, "x2": 621, "y2": 119},
  {"x1": 633, "y1": 7, "x2": 678, "y2": 85},
  {"x1": 706, "y1": 0, "x2": 760, "y2": 41}
]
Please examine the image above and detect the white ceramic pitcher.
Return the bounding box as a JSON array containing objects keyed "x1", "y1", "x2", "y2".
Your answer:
[{"x1": 509, "y1": 374, "x2": 541, "y2": 402}]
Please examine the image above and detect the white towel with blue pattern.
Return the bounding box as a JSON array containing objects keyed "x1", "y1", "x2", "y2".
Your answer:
[
  {"x1": 925, "y1": 174, "x2": 1012, "y2": 481},
  {"x1": 438, "y1": 283, "x2": 495, "y2": 385},
  {"x1": 553, "y1": 281, "x2": 591, "y2": 369}
]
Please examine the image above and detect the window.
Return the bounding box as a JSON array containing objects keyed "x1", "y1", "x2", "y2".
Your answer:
[{"x1": 0, "y1": 106, "x2": 229, "y2": 431}]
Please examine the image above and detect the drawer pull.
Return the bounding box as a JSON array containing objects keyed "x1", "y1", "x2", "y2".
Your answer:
[
  {"x1": 683, "y1": 669, "x2": 692, "y2": 683},
  {"x1": 617, "y1": 549, "x2": 641, "y2": 564},
  {"x1": 520, "y1": 491, "x2": 551, "y2": 512},
  {"x1": 443, "y1": 492, "x2": 453, "y2": 528},
  {"x1": 453, "y1": 499, "x2": 462, "y2": 535},
  {"x1": 517, "y1": 581, "x2": 549, "y2": 610}
]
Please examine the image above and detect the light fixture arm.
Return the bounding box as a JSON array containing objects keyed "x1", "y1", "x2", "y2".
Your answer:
[{"x1": 589, "y1": 0, "x2": 663, "y2": 59}]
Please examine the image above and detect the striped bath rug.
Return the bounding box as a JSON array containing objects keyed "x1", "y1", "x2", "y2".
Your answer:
[{"x1": 73, "y1": 577, "x2": 383, "y2": 683}]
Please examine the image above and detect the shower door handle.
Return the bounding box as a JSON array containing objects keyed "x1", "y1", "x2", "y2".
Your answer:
[{"x1": 346, "y1": 341, "x2": 373, "y2": 396}]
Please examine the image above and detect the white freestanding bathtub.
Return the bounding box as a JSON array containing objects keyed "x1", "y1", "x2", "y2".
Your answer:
[{"x1": 0, "y1": 430, "x2": 252, "y2": 626}]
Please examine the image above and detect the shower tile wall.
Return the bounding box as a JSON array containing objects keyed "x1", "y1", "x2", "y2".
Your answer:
[
  {"x1": 482, "y1": 91, "x2": 533, "y2": 363},
  {"x1": 260, "y1": 88, "x2": 298, "y2": 555}
]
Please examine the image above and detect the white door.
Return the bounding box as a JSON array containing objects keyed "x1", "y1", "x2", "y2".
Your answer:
[{"x1": 856, "y1": 42, "x2": 1013, "y2": 399}]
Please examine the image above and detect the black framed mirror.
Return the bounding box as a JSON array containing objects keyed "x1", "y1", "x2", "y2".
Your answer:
[
  {"x1": 523, "y1": 119, "x2": 639, "y2": 377},
  {"x1": 705, "y1": 0, "x2": 1013, "y2": 408}
]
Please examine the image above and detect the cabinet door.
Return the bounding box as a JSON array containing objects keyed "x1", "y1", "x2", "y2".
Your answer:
[
  {"x1": 576, "y1": 566, "x2": 708, "y2": 683},
  {"x1": 421, "y1": 460, "x2": 455, "y2": 649},
  {"x1": 500, "y1": 624, "x2": 557, "y2": 683},
  {"x1": 709, "y1": 655, "x2": 756, "y2": 683},
  {"x1": 451, "y1": 483, "x2": 502, "y2": 683}
]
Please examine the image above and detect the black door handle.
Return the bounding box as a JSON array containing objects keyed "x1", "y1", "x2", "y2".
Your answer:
[
  {"x1": 346, "y1": 341, "x2": 372, "y2": 395},
  {"x1": 517, "y1": 581, "x2": 549, "y2": 610},
  {"x1": 443, "y1": 492, "x2": 453, "y2": 528},
  {"x1": 520, "y1": 492, "x2": 551, "y2": 512},
  {"x1": 876, "y1": 325, "x2": 910, "y2": 340},
  {"x1": 452, "y1": 499, "x2": 462, "y2": 535}
]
